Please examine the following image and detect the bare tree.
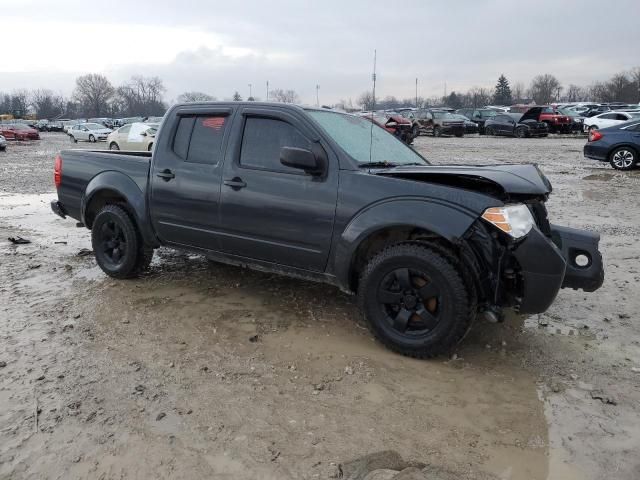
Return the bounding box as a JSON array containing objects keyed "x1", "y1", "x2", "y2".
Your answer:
[
  {"x1": 177, "y1": 91, "x2": 216, "y2": 103},
  {"x1": 73, "y1": 74, "x2": 114, "y2": 117},
  {"x1": 564, "y1": 84, "x2": 586, "y2": 102},
  {"x1": 528, "y1": 74, "x2": 562, "y2": 104},
  {"x1": 510, "y1": 82, "x2": 525, "y2": 103},
  {"x1": 10, "y1": 89, "x2": 31, "y2": 117},
  {"x1": 31, "y1": 89, "x2": 65, "y2": 119},
  {"x1": 113, "y1": 76, "x2": 167, "y2": 116},
  {"x1": 467, "y1": 87, "x2": 492, "y2": 107},
  {"x1": 357, "y1": 91, "x2": 375, "y2": 110},
  {"x1": 269, "y1": 89, "x2": 300, "y2": 104}
]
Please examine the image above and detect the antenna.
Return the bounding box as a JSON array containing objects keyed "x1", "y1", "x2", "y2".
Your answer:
[{"x1": 369, "y1": 49, "x2": 377, "y2": 165}]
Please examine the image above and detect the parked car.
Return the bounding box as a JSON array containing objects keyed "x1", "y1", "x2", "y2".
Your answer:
[
  {"x1": 484, "y1": 113, "x2": 548, "y2": 138},
  {"x1": 0, "y1": 134, "x2": 6, "y2": 150},
  {"x1": 518, "y1": 106, "x2": 571, "y2": 133},
  {"x1": 368, "y1": 113, "x2": 417, "y2": 144},
  {"x1": 556, "y1": 107, "x2": 585, "y2": 133},
  {"x1": 0, "y1": 125, "x2": 17, "y2": 140},
  {"x1": 584, "y1": 120, "x2": 640, "y2": 170},
  {"x1": 449, "y1": 114, "x2": 479, "y2": 134},
  {"x1": 69, "y1": 123, "x2": 113, "y2": 143},
  {"x1": 107, "y1": 123, "x2": 159, "y2": 151},
  {"x1": 51, "y1": 102, "x2": 604, "y2": 358},
  {"x1": 63, "y1": 121, "x2": 84, "y2": 134},
  {"x1": 1, "y1": 124, "x2": 40, "y2": 140},
  {"x1": 46, "y1": 121, "x2": 65, "y2": 132},
  {"x1": 583, "y1": 111, "x2": 640, "y2": 132},
  {"x1": 414, "y1": 109, "x2": 465, "y2": 137},
  {"x1": 582, "y1": 105, "x2": 611, "y2": 118},
  {"x1": 456, "y1": 108, "x2": 497, "y2": 134}
]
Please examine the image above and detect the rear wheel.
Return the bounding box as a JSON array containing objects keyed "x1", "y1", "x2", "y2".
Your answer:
[
  {"x1": 515, "y1": 126, "x2": 527, "y2": 138},
  {"x1": 109, "y1": 142, "x2": 120, "y2": 150},
  {"x1": 91, "y1": 204, "x2": 153, "y2": 279},
  {"x1": 433, "y1": 126, "x2": 442, "y2": 137},
  {"x1": 485, "y1": 126, "x2": 495, "y2": 135},
  {"x1": 358, "y1": 243, "x2": 473, "y2": 358},
  {"x1": 609, "y1": 147, "x2": 637, "y2": 171}
]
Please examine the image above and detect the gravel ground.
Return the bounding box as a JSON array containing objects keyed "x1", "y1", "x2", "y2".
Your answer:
[{"x1": 0, "y1": 132, "x2": 639, "y2": 479}]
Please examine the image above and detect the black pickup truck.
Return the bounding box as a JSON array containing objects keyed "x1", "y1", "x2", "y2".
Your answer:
[{"x1": 51, "y1": 102, "x2": 604, "y2": 358}]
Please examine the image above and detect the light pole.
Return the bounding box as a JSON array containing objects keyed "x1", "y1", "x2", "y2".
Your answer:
[
  {"x1": 248, "y1": 83, "x2": 252, "y2": 99},
  {"x1": 266, "y1": 81, "x2": 269, "y2": 101},
  {"x1": 316, "y1": 84, "x2": 320, "y2": 107},
  {"x1": 415, "y1": 78, "x2": 418, "y2": 108}
]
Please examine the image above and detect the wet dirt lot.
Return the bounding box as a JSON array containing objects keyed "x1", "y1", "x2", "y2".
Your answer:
[{"x1": 1, "y1": 133, "x2": 639, "y2": 479}]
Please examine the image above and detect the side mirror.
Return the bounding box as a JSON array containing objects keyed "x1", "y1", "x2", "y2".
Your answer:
[
  {"x1": 280, "y1": 146, "x2": 324, "y2": 176},
  {"x1": 140, "y1": 131, "x2": 147, "y2": 136}
]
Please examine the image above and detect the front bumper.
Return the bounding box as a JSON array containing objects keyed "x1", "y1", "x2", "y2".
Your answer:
[
  {"x1": 511, "y1": 225, "x2": 603, "y2": 314},
  {"x1": 441, "y1": 125, "x2": 465, "y2": 135}
]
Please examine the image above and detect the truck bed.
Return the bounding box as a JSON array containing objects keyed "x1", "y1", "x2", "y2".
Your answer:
[{"x1": 56, "y1": 149, "x2": 151, "y2": 221}]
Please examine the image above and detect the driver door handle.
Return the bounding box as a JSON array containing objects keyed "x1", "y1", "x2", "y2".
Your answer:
[
  {"x1": 156, "y1": 169, "x2": 175, "y2": 181},
  {"x1": 223, "y1": 178, "x2": 247, "y2": 189}
]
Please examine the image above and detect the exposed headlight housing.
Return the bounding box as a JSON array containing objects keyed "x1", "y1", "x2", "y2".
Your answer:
[{"x1": 481, "y1": 204, "x2": 535, "y2": 239}]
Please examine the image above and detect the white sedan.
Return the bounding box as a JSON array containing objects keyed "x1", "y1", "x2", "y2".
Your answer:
[
  {"x1": 583, "y1": 111, "x2": 640, "y2": 132},
  {"x1": 69, "y1": 123, "x2": 113, "y2": 143}
]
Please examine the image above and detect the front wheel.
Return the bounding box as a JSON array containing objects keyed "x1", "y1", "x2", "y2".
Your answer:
[
  {"x1": 515, "y1": 127, "x2": 527, "y2": 138},
  {"x1": 109, "y1": 142, "x2": 120, "y2": 150},
  {"x1": 70, "y1": 135, "x2": 77, "y2": 143},
  {"x1": 358, "y1": 243, "x2": 473, "y2": 358},
  {"x1": 89, "y1": 134, "x2": 96, "y2": 143},
  {"x1": 91, "y1": 204, "x2": 153, "y2": 279},
  {"x1": 433, "y1": 126, "x2": 442, "y2": 137},
  {"x1": 485, "y1": 126, "x2": 494, "y2": 135},
  {"x1": 609, "y1": 147, "x2": 637, "y2": 171}
]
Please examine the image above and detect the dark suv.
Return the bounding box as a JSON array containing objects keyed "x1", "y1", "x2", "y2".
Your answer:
[
  {"x1": 456, "y1": 108, "x2": 498, "y2": 134},
  {"x1": 414, "y1": 109, "x2": 465, "y2": 137}
]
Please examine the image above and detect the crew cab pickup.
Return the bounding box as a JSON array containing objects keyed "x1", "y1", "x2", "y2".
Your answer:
[{"x1": 51, "y1": 102, "x2": 604, "y2": 358}]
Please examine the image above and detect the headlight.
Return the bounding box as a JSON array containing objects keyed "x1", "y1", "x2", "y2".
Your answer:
[{"x1": 481, "y1": 204, "x2": 535, "y2": 239}]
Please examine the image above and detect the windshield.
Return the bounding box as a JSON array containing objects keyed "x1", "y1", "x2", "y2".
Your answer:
[
  {"x1": 450, "y1": 114, "x2": 468, "y2": 121},
  {"x1": 307, "y1": 110, "x2": 428, "y2": 166},
  {"x1": 84, "y1": 123, "x2": 104, "y2": 129},
  {"x1": 479, "y1": 110, "x2": 497, "y2": 118},
  {"x1": 432, "y1": 112, "x2": 456, "y2": 119}
]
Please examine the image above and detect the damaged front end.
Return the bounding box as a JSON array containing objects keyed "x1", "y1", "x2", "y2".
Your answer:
[{"x1": 463, "y1": 202, "x2": 604, "y2": 318}]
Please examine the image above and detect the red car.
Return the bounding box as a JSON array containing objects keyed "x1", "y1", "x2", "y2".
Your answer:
[
  {"x1": 0, "y1": 124, "x2": 40, "y2": 140},
  {"x1": 513, "y1": 106, "x2": 572, "y2": 133},
  {"x1": 363, "y1": 113, "x2": 417, "y2": 144}
]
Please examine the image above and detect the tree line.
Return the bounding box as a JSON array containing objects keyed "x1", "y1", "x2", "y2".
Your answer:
[
  {"x1": 0, "y1": 72, "x2": 304, "y2": 119},
  {"x1": 345, "y1": 67, "x2": 640, "y2": 111},
  {"x1": 2, "y1": 67, "x2": 638, "y2": 119}
]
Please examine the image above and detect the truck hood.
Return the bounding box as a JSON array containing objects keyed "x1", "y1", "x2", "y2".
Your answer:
[{"x1": 373, "y1": 163, "x2": 552, "y2": 200}]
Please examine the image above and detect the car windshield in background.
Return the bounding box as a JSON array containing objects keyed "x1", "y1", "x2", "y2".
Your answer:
[
  {"x1": 84, "y1": 123, "x2": 105, "y2": 129},
  {"x1": 307, "y1": 110, "x2": 428, "y2": 166},
  {"x1": 432, "y1": 112, "x2": 456, "y2": 119},
  {"x1": 450, "y1": 114, "x2": 468, "y2": 121},
  {"x1": 479, "y1": 110, "x2": 497, "y2": 118}
]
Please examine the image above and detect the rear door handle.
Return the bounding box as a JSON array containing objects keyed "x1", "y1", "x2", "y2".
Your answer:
[
  {"x1": 223, "y1": 178, "x2": 247, "y2": 189},
  {"x1": 156, "y1": 169, "x2": 175, "y2": 181}
]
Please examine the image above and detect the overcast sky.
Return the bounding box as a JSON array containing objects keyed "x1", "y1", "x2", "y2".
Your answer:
[{"x1": 1, "y1": 0, "x2": 638, "y2": 104}]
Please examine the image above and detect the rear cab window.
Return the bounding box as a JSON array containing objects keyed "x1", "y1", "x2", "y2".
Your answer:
[{"x1": 173, "y1": 115, "x2": 228, "y2": 164}]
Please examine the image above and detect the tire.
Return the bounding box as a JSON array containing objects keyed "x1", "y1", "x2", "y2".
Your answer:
[
  {"x1": 109, "y1": 142, "x2": 120, "y2": 151},
  {"x1": 485, "y1": 126, "x2": 494, "y2": 136},
  {"x1": 147, "y1": 143, "x2": 153, "y2": 151},
  {"x1": 412, "y1": 125, "x2": 419, "y2": 138},
  {"x1": 589, "y1": 125, "x2": 598, "y2": 132},
  {"x1": 91, "y1": 204, "x2": 153, "y2": 279},
  {"x1": 544, "y1": 122, "x2": 555, "y2": 134},
  {"x1": 70, "y1": 135, "x2": 77, "y2": 143},
  {"x1": 609, "y1": 147, "x2": 637, "y2": 171},
  {"x1": 357, "y1": 243, "x2": 472, "y2": 358},
  {"x1": 454, "y1": 133, "x2": 464, "y2": 138},
  {"x1": 433, "y1": 126, "x2": 442, "y2": 137},
  {"x1": 515, "y1": 127, "x2": 527, "y2": 138},
  {"x1": 89, "y1": 134, "x2": 96, "y2": 143}
]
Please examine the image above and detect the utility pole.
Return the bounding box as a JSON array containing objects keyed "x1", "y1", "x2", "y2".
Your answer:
[
  {"x1": 415, "y1": 78, "x2": 418, "y2": 108},
  {"x1": 372, "y1": 50, "x2": 377, "y2": 111},
  {"x1": 444, "y1": 81, "x2": 447, "y2": 99},
  {"x1": 316, "y1": 84, "x2": 320, "y2": 107},
  {"x1": 266, "y1": 81, "x2": 269, "y2": 101},
  {"x1": 248, "y1": 83, "x2": 252, "y2": 99}
]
